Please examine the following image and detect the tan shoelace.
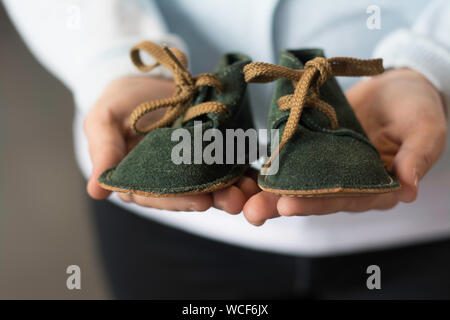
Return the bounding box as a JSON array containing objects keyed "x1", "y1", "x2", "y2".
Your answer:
[
  {"x1": 243, "y1": 56, "x2": 384, "y2": 168},
  {"x1": 129, "y1": 41, "x2": 227, "y2": 135}
]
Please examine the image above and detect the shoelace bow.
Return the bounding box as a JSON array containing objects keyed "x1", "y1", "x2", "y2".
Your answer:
[
  {"x1": 243, "y1": 56, "x2": 384, "y2": 168},
  {"x1": 129, "y1": 41, "x2": 227, "y2": 135}
]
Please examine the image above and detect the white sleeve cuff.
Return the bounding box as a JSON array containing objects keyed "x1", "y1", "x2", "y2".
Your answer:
[
  {"x1": 73, "y1": 34, "x2": 187, "y2": 116},
  {"x1": 373, "y1": 29, "x2": 450, "y2": 112}
]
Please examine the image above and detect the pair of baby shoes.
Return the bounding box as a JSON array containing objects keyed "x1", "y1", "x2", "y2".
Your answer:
[{"x1": 98, "y1": 41, "x2": 400, "y2": 198}]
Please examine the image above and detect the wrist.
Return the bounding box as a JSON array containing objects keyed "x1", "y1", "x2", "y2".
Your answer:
[
  {"x1": 373, "y1": 30, "x2": 450, "y2": 118},
  {"x1": 385, "y1": 68, "x2": 447, "y2": 118}
]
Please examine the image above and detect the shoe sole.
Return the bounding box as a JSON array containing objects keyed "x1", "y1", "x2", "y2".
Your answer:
[
  {"x1": 98, "y1": 165, "x2": 247, "y2": 197},
  {"x1": 259, "y1": 184, "x2": 401, "y2": 197},
  {"x1": 259, "y1": 175, "x2": 401, "y2": 197}
]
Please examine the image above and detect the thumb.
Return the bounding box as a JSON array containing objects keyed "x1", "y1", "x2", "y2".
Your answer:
[
  {"x1": 84, "y1": 113, "x2": 127, "y2": 199},
  {"x1": 392, "y1": 128, "x2": 445, "y2": 203}
]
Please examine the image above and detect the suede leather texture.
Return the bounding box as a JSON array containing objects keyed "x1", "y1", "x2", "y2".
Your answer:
[
  {"x1": 99, "y1": 54, "x2": 254, "y2": 196},
  {"x1": 259, "y1": 49, "x2": 400, "y2": 194}
]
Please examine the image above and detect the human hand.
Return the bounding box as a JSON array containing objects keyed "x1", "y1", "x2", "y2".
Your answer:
[
  {"x1": 243, "y1": 68, "x2": 448, "y2": 225},
  {"x1": 84, "y1": 76, "x2": 259, "y2": 212}
]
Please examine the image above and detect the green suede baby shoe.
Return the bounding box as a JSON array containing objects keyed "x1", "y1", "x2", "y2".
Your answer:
[
  {"x1": 98, "y1": 41, "x2": 254, "y2": 197},
  {"x1": 244, "y1": 49, "x2": 400, "y2": 197}
]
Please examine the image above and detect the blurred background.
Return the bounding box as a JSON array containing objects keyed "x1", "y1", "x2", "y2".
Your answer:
[{"x1": 0, "y1": 4, "x2": 109, "y2": 299}]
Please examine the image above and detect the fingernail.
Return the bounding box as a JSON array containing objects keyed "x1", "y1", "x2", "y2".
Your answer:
[
  {"x1": 413, "y1": 169, "x2": 419, "y2": 187},
  {"x1": 250, "y1": 220, "x2": 265, "y2": 227}
]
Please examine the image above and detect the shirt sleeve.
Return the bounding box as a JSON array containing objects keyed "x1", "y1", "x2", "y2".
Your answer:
[
  {"x1": 3, "y1": 0, "x2": 187, "y2": 115},
  {"x1": 373, "y1": 0, "x2": 450, "y2": 111}
]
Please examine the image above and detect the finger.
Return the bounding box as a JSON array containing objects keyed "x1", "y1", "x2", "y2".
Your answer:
[
  {"x1": 118, "y1": 193, "x2": 132, "y2": 203},
  {"x1": 277, "y1": 193, "x2": 399, "y2": 216},
  {"x1": 277, "y1": 196, "x2": 347, "y2": 216},
  {"x1": 243, "y1": 191, "x2": 280, "y2": 226},
  {"x1": 212, "y1": 186, "x2": 246, "y2": 214},
  {"x1": 129, "y1": 194, "x2": 213, "y2": 211},
  {"x1": 235, "y1": 176, "x2": 260, "y2": 199},
  {"x1": 392, "y1": 123, "x2": 447, "y2": 203},
  {"x1": 84, "y1": 112, "x2": 127, "y2": 200},
  {"x1": 346, "y1": 193, "x2": 398, "y2": 212}
]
